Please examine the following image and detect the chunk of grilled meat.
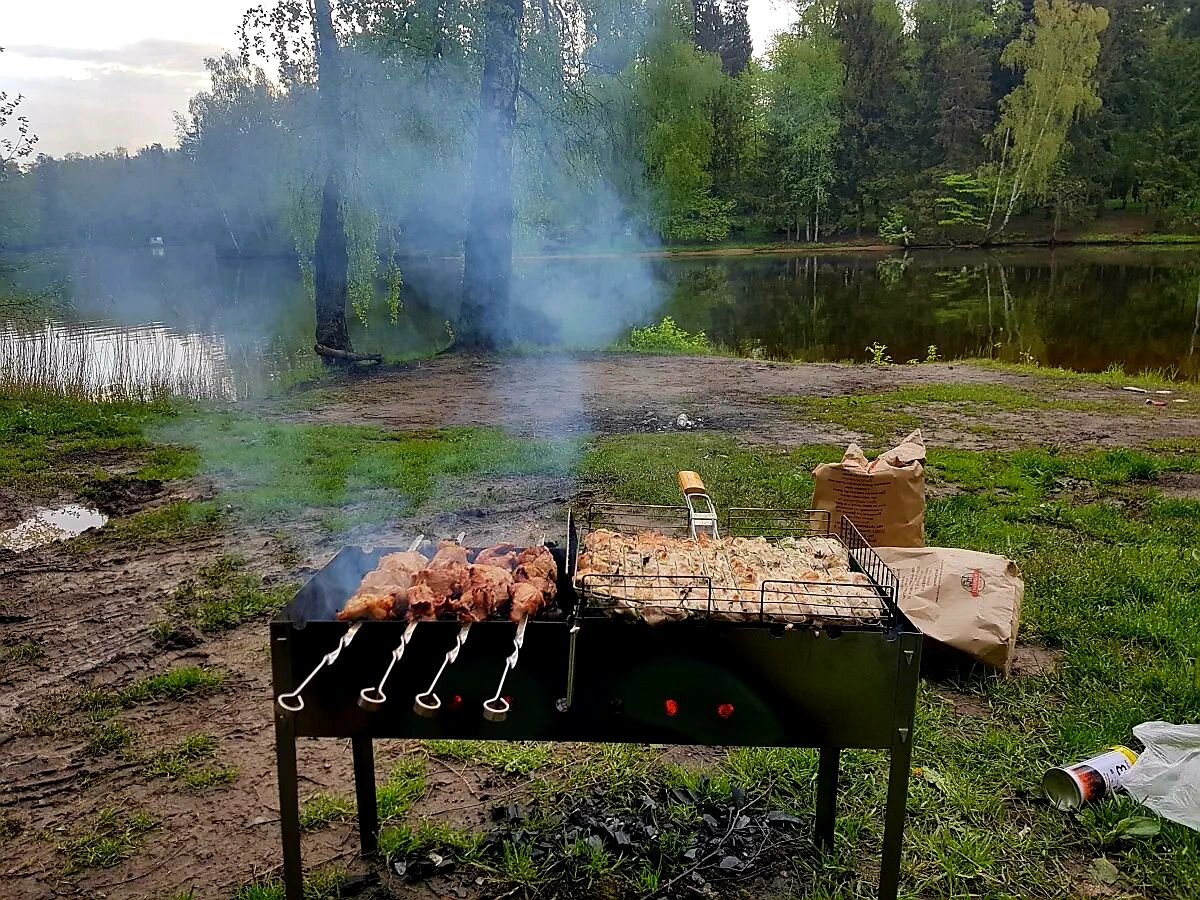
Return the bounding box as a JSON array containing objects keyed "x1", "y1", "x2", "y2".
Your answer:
[
  {"x1": 407, "y1": 561, "x2": 468, "y2": 620},
  {"x1": 450, "y1": 564, "x2": 514, "y2": 623},
  {"x1": 474, "y1": 542, "x2": 519, "y2": 569},
  {"x1": 430, "y1": 540, "x2": 469, "y2": 567},
  {"x1": 510, "y1": 581, "x2": 546, "y2": 622},
  {"x1": 337, "y1": 567, "x2": 414, "y2": 622},
  {"x1": 377, "y1": 550, "x2": 429, "y2": 573},
  {"x1": 514, "y1": 545, "x2": 557, "y2": 599}
]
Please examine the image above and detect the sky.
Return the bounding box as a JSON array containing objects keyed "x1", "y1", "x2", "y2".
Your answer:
[{"x1": 0, "y1": 0, "x2": 798, "y2": 159}]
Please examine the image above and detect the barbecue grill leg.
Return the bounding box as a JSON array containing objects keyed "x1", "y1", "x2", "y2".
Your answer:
[
  {"x1": 878, "y1": 738, "x2": 913, "y2": 900},
  {"x1": 815, "y1": 747, "x2": 839, "y2": 850},
  {"x1": 274, "y1": 714, "x2": 303, "y2": 900},
  {"x1": 352, "y1": 736, "x2": 379, "y2": 856}
]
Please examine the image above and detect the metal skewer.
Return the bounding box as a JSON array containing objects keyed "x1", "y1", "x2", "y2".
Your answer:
[
  {"x1": 277, "y1": 622, "x2": 361, "y2": 713},
  {"x1": 408, "y1": 532, "x2": 469, "y2": 717},
  {"x1": 414, "y1": 624, "x2": 470, "y2": 716},
  {"x1": 483, "y1": 615, "x2": 527, "y2": 722},
  {"x1": 484, "y1": 537, "x2": 548, "y2": 722},
  {"x1": 353, "y1": 534, "x2": 429, "y2": 711}
]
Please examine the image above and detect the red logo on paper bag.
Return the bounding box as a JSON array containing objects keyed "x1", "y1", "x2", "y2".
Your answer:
[{"x1": 960, "y1": 569, "x2": 985, "y2": 597}]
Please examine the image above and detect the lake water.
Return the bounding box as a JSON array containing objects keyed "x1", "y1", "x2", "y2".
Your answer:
[{"x1": 2, "y1": 245, "x2": 1199, "y2": 400}]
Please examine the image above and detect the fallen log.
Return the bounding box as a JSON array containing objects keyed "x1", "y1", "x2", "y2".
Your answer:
[{"x1": 314, "y1": 344, "x2": 383, "y2": 364}]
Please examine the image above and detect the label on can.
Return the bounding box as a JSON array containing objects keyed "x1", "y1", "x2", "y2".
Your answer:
[{"x1": 1044, "y1": 746, "x2": 1138, "y2": 809}]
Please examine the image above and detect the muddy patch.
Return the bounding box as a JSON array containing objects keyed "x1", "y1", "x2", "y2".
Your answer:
[
  {"x1": 1010, "y1": 644, "x2": 1065, "y2": 678},
  {"x1": 1154, "y1": 471, "x2": 1200, "y2": 499},
  {"x1": 80, "y1": 474, "x2": 164, "y2": 516}
]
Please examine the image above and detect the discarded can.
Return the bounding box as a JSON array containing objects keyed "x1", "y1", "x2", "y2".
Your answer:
[{"x1": 1043, "y1": 746, "x2": 1139, "y2": 810}]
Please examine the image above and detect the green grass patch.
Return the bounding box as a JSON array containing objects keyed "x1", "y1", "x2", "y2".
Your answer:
[
  {"x1": 378, "y1": 820, "x2": 483, "y2": 862},
  {"x1": 158, "y1": 415, "x2": 574, "y2": 529},
  {"x1": 0, "y1": 639, "x2": 43, "y2": 674},
  {"x1": 777, "y1": 383, "x2": 1122, "y2": 448},
  {"x1": 80, "y1": 666, "x2": 225, "y2": 712},
  {"x1": 959, "y1": 359, "x2": 1200, "y2": 392},
  {"x1": 0, "y1": 393, "x2": 186, "y2": 498},
  {"x1": 61, "y1": 807, "x2": 157, "y2": 872},
  {"x1": 377, "y1": 756, "x2": 427, "y2": 820},
  {"x1": 84, "y1": 720, "x2": 135, "y2": 756},
  {"x1": 142, "y1": 732, "x2": 237, "y2": 790},
  {"x1": 231, "y1": 866, "x2": 348, "y2": 900},
  {"x1": 298, "y1": 792, "x2": 355, "y2": 831},
  {"x1": 581, "y1": 432, "x2": 832, "y2": 508},
  {"x1": 170, "y1": 555, "x2": 295, "y2": 631},
  {"x1": 424, "y1": 740, "x2": 555, "y2": 775},
  {"x1": 74, "y1": 500, "x2": 223, "y2": 549}
]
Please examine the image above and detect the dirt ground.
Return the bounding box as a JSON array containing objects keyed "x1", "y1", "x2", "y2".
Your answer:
[
  {"x1": 2, "y1": 356, "x2": 1196, "y2": 899},
  {"x1": 290, "y1": 354, "x2": 1200, "y2": 449}
]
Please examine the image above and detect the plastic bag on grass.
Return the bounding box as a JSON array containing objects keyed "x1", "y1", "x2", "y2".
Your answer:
[{"x1": 1124, "y1": 721, "x2": 1200, "y2": 832}]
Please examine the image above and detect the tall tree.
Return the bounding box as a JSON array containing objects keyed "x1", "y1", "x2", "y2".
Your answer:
[
  {"x1": 719, "y1": 0, "x2": 753, "y2": 75},
  {"x1": 985, "y1": 0, "x2": 1109, "y2": 237},
  {"x1": 763, "y1": 26, "x2": 842, "y2": 240},
  {"x1": 312, "y1": 0, "x2": 353, "y2": 356},
  {"x1": 835, "y1": 0, "x2": 913, "y2": 232},
  {"x1": 0, "y1": 47, "x2": 38, "y2": 181},
  {"x1": 459, "y1": 0, "x2": 525, "y2": 349},
  {"x1": 692, "y1": 0, "x2": 724, "y2": 55}
]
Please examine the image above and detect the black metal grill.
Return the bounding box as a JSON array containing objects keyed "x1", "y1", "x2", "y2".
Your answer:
[{"x1": 270, "y1": 508, "x2": 921, "y2": 900}]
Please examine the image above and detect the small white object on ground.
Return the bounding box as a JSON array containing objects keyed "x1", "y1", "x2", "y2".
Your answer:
[
  {"x1": 1174, "y1": 399, "x2": 1189, "y2": 404},
  {"x1": 1124, "y1": 721, "x2": 1200, "y2": 832},
  {"x1": 1155, "y1": 390, "x2": 1173, "y2": 395},
  {"x1": 1123, "y1": 386, "x2": 1150, "y2": 393},
  {"x1": 676, "y1": 414, "x2": 694, "y2": 429}
]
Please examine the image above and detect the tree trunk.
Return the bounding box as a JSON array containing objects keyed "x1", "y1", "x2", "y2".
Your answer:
[
  {"x1": 312, "y1": 0, "x2": 352, "y2": 356},
  {"x1": 459, "y1": 0, "x2": 524, "y2": 351}
]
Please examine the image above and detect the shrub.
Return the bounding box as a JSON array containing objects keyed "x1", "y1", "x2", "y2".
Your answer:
[{"x1": 628, "y1": 317, "x2": 711, "y2": 354}]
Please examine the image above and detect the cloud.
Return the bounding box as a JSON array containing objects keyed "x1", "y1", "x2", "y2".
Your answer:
[
  {"x1": 0, "y1": 41, "x2": 224, "y2": 156},
  {"x1": 8, "y1": 39, "x2": 225, "y2": 75}
]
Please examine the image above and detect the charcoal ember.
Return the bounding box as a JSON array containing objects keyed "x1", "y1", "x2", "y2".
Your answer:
[
  {"x1": 765, "y1": 810, "x2": 802, "y2": 827},
  {"x1": 718, "y1": 855, "x2": 742, "y2": 870},
  {"x1": 701, "y1": 813, "x2": 721, "y2": 831}
]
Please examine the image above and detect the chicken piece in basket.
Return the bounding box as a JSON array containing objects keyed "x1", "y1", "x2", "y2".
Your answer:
[{"x1": 451, "y1": 564, "x2": 514, "y2": 623}]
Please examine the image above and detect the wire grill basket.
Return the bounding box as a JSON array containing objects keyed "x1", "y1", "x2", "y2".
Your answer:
[{"x1": 575, "y1": 503, "x2": 899, "y2": 629}]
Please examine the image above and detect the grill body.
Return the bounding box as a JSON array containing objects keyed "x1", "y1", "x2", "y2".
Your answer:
[{"x1": 271, "y1": 526, "x2": 921, "y2": 900}]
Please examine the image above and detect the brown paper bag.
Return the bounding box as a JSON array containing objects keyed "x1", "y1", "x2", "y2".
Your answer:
[
  {"x1": 812, "y1": 430, "x2": 925, "y2": 547},
  {"x1": 875, "y1": 546, "x2": 1024, "y2": 672}
]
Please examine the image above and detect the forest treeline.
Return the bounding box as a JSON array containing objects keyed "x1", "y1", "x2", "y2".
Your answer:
[{"x1": 2, "y1": 0, "x2": 1199, "y2": 265}]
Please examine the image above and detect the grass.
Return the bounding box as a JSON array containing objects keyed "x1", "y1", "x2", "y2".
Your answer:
[
  {"x1": 84, "y1": 720, "x2": 135, "y2": 756},
  {"x1": 300, "y1": 755, "x2": 426, "y2": 830},
  {"x1": 378, "y1": 820, "x2": 484, "y2": 862},
  {"x1": 298, "y1": 792, "x2": 355, "y2": 830},
  {"x1": 0, "y1": 392, "x2": 191, "y2": 499},
  {"x1": 0, "y1": 639, "x2": 43, "y2": 675},
  {"x1": 231, "y1": 866, "x2": 348, "y2": 900},
  {"x1": 776, "y1": 382, "x2": 1158, "y2": 448},
  {"x1": 958, "y1": 359, "x2": 1200, "y2": 393},
  {"x1": 424, "y1": 740, "x2": 555, "y2": 774},
  {"x1": 61, "y1": 807, "x2": 157, "y2": 872},
  {"x1": 158, "y1": 415, "x2": 575, "y2": 530},
  {"x1": 170, "y1": 555, "x2": 296, "y2": 631},
  {"x1": 494, "y1": 433, "x2": 1200, "y2": 898},
  {"x1": 143, "y1": 733, "x2": 238, "y2": 790},
  {"x1": 79, "y1": 666, "x2": 225, "y2": 712},
  {"x1": 72, "y1": 500, "x2": 224, "y2": 549}
]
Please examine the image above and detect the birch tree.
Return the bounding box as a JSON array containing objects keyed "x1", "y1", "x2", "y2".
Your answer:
[{"x1": 985, "y1": 0, "x2": 1108, "y2": 238}]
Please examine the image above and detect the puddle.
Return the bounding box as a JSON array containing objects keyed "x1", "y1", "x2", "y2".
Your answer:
[{"x1": 0, "y1": 506, "x2": 108, "y2": 552}]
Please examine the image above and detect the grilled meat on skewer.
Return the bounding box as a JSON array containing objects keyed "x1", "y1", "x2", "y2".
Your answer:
[
  {"x1": 514, "y1": 545, "x2": 557, "y2": 598},
  {"x1": 337, "y1": 554, "x2": 429, "y2": 622},
  {"x1": 451, "y1": 564, "x2": 514, "y2": 623},
  {"x1": 430, "y1": 540, "x2": 469, "y2": 567},
  {"x1": 378, "y1": 550, "x2": 430, "y2": 573},
  {"x1": 474, "y1": 543, "x2": 519, "y2": 569},
  {"x1": 407, "y1": 563, "x2": 467, "y2": 619},
  {"x1": 509, "y1": 581, "x2": 546, "y2": 622}
]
